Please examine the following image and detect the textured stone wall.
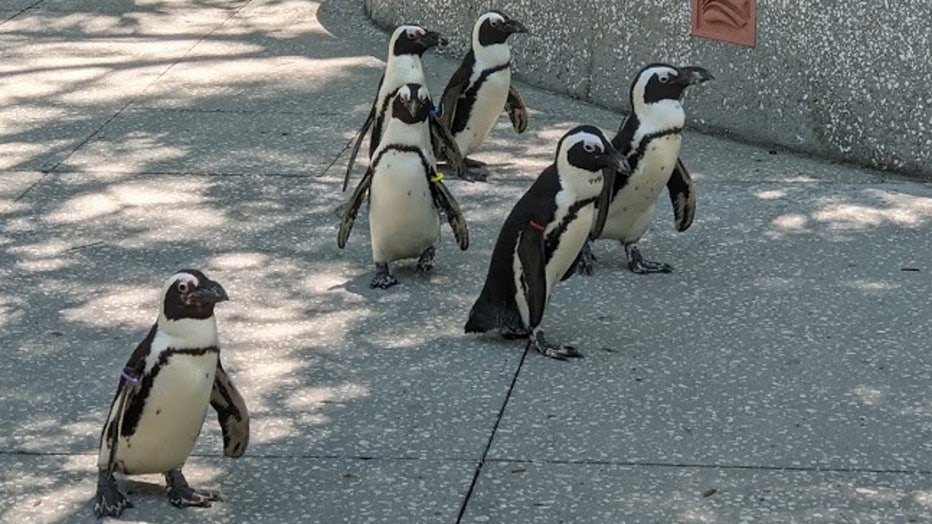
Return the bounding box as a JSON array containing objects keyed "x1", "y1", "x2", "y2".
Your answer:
[{"x1": 365, "y1": 0, "x2": 932, "y2": 178}]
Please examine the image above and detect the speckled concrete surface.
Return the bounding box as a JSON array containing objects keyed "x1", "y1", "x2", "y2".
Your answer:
[
  {"x1": 0, "y1": 454, "x2": 474, "y2": 523},
  {"x1": 491, "y1": 183, "x2": 932, "y2": 472},
  {"x1": 57, "y1": 109, "x2": 351, "y2": 175},
  {"x1": 1, "y1": 0, "x2": 931, "y2": 522},
  {"x1": 366, "y1": 0, "x2": 932, "y2": 179},
  {"x1": 463, "y1": 462, "x2": 932, "y2": 523},
  {"x1": 0, "y1": 173, "x2": 42, "y2": 212}
]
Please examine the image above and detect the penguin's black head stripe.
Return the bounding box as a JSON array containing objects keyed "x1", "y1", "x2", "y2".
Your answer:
[
  {"x1": 391, "y1": 83, "x2": 432, "y2": 124},
  {"x1": 559, "y1": 125, "x2": 618, "y2": 173},
  {"x1": 392, "y1": 24, "x2": 444, "y2": 56},
  {"x1": 163, "y1": 270, "x2": 228, "y2": 321},
  {"x1": 477, "y1": 11, "x2": 526, "y2": 47},
  {"x1": 634, "y1": 63, "x2": 714, "y2": 105}
]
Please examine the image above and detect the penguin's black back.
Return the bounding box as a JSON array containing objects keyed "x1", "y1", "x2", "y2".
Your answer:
[{"x1": 465, "y1": 165, "x2": 560, "y2": 333}]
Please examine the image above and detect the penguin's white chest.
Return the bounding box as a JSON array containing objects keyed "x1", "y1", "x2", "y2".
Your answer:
[
  {"x1": 458, "y1": 68, "x2": 510, "y2": 155},
  {"x1": 117, "y1": 351, "x2": 218, "y2": 475},
  {"x1": 602, "y1": 134, "x2": 682, "y2": 241},
  {"x1": 369, "y1": 150, "x2": 440, "y2": 262},
  {"x1": 546, "y1": 204, "x2": 594, "y2": 293}
]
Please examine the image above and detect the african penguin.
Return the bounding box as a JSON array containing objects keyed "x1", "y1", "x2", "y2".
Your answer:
[
  {"x1": 438, "y1": 10, "x2": 529, "y2": 181},
  {"x1": 343, "y1": 24, "x2": 460, "y2": 191},
  {"x1": 580, "y1": 63, "x2": 713, "y2": 275},
  {"x1": 94, "y1": 270, "x2": 248, "y2": 519},
  {"x1": 465, "y1": 125, "x2": 629, "y2": 359},
  {"x1": 339, "y1": 83, "x2": 469, "y2": 289}
]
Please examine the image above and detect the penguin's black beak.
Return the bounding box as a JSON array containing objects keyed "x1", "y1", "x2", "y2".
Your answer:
[
  {"x1": 192, "y1": 279, "x2": 229, "y2": 304},
  {"x1": 675, "y1": 66, "x2": 714, "y2": 86},
  {"x1": 402, "y1": 96, "x2": 421, "y2": 119},
  {"x1": 415, "y1": 96, "x2": 433, "y2": 121},
  {"x1": 421, "y1": 30, "x2": 446, "y2": 49},
  {"x1": 591, "y1": 148, "x2": 628, "y2": 240},
  {"x1": 504, "y1": 19, "x2": 528, "y2": 35},
  {"x1": 599, "y1": 147, "x2": 630, "y2": 174}
]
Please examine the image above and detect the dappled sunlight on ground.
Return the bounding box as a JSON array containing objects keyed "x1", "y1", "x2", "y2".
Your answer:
[
  {"x1": 0, "y1": 0, "x2": 379, "y2": 174},
  {"x1": 61, "y1": 284, "x2": 153, "y2": 327},
  {"x1": 1, "y1": 0, "x2": 931, "y2": 521},
  {"x1": 813, "y1": 190, "x2": 932, "y2": 229},
  {"x1": 0, "y1": 456, "x2": 95, "y2": 523},
  {"x1": 756, "y1": 184, "x2": 932, "y2": 242},
  {"x1": 850, "y1": 385, "x2": 887, "y2": 407}
]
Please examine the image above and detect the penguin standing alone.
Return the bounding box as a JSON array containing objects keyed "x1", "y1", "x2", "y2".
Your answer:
[
  {"x1": 438, "y1": 10, "x2": 529, "y2": 181},
  {"x1": 343, "y1": 24, "x2": 464, "y2": 191},
  {"x1": 580, "y1": 63, "x2": 713, "y2": 274},
  {"x1": 339, "y1": 83, "x2": 469, "y2": 289},
  {"x1": 465, "y1": 125, "x2": 628, "y2": 359},
  {"x1": 94, "y1": 270, "x2": 248, "y2": 518}
]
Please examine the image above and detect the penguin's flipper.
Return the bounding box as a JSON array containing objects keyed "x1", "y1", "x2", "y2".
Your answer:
[
  {"x1": 439, "y1": 51, "x2": 474, "y2": 130},
  {"x1": 119, "y1": 324, "x2": 155, "y2": 383},
  {"x1": 98, "y1": 324, "x2": 155, "y2": 471},
  {"x1": 505, "y1": 86, "x2": 529, "y2": 133},
  {"x1": 94, "y1": 327, "x2": 150, "y2": 518},
  {"x1": 429, "y1": 112, "x2": 466, "y2": 179},
  {"x1": 210, "y1": 360, "x2": 250, "y2": 458},
  {"x1": 337, "y1": 168, "x2": 374, "y2": 249},
  {"x1": 428, "y1": 173, "x2": 469, "y2": 250},
  {"x1": 343, "y1": 106, "x2": 375, "y2": 192},
  {"x1": 668, "y1": 158, "x2": 696, "y2": 232},
  {"x1": 517, "y1": 221, "x2": 548, "y2": 330}
]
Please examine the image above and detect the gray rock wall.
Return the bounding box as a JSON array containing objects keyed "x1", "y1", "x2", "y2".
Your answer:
[{"x1": 365, "y1": 0, "x2": 932, "y2": 178}]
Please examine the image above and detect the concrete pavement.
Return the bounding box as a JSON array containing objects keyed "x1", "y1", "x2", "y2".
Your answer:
[{"x1": 1, "y1": 0, "x2": 931, "y2": 522}]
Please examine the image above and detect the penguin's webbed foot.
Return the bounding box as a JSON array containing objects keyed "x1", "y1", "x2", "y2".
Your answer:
[
  {"x1": 463, "y1": 168, "x2": 489, "y2": 182},
  {"x1": 94, "y1": 470, "x2": 133, "y2": 518},
  {"x1": 165, "y1": 469, "x2": 221, "y2": 509},
  {"x1": 576, "y1": 241, "x2": 597, "y2": 276},
  {"x1": 500, "y1": 325, "x2": 530, "y2": 340},
  {"x1": 625, "y1": 243, "x2": 673, "y2": 274},
  {"x1": 371, "y1": 262, "x2": 399, "y2": 289},
  {"x1": 528, "y1": 329, "x2": 583, "y2": 360},
  {"x1": 416, "y1": 246, "x2": 436, "y2": 274},
  {"x1": 462, "y1": 158, "x2": 490, "y2": 182}
]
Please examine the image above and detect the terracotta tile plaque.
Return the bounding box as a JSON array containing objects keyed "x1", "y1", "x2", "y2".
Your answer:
[{"x1": 691, "y1": 0, "x2": 756, "y2": 47}]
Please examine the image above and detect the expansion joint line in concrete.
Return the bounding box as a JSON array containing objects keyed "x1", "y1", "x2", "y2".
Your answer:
[
  {"x1": 455, "y1": 348, "x2": 531, "y2": 524},
  {"x1": 45, "y1": 0, "x2": 257, "y2": 175},
  {"x1": 1, "y1": 0, "x2": 45, "y2": 24},
  {"x1": 486, "y1": 457, "x2": 932, "y2": 476},
  {"x1": 11, "y1": 173, "x2": 48, "y2": 204},
  {"x1": 2, "y1": 449, "x2": 931, "y2": 477},
  {"x1": 0, "y1": 450, "x2": 475, "y2": 464}
]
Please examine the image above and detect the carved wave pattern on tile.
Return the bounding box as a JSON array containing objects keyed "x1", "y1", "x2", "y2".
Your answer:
[{"x1": 699, "y1": 0, "x2": 752, "y2": 29}]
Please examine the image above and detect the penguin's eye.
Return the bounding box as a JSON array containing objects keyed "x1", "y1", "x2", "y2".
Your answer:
[
  {"x1": 658, "y1": 74, "x2": 670, "y2": 83},
  {"x1": 584, "y1": 143, "x2": 597, "y2": 153},
  {"x1": 490, "y1": 18, "x2": 501, "y2": 28},
  {"x1": 406, "y1": 31, "x2": 417, "y2": 40},
  {"x1": 177, "y1": 281, "x2": 190, "y2": 293}
]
